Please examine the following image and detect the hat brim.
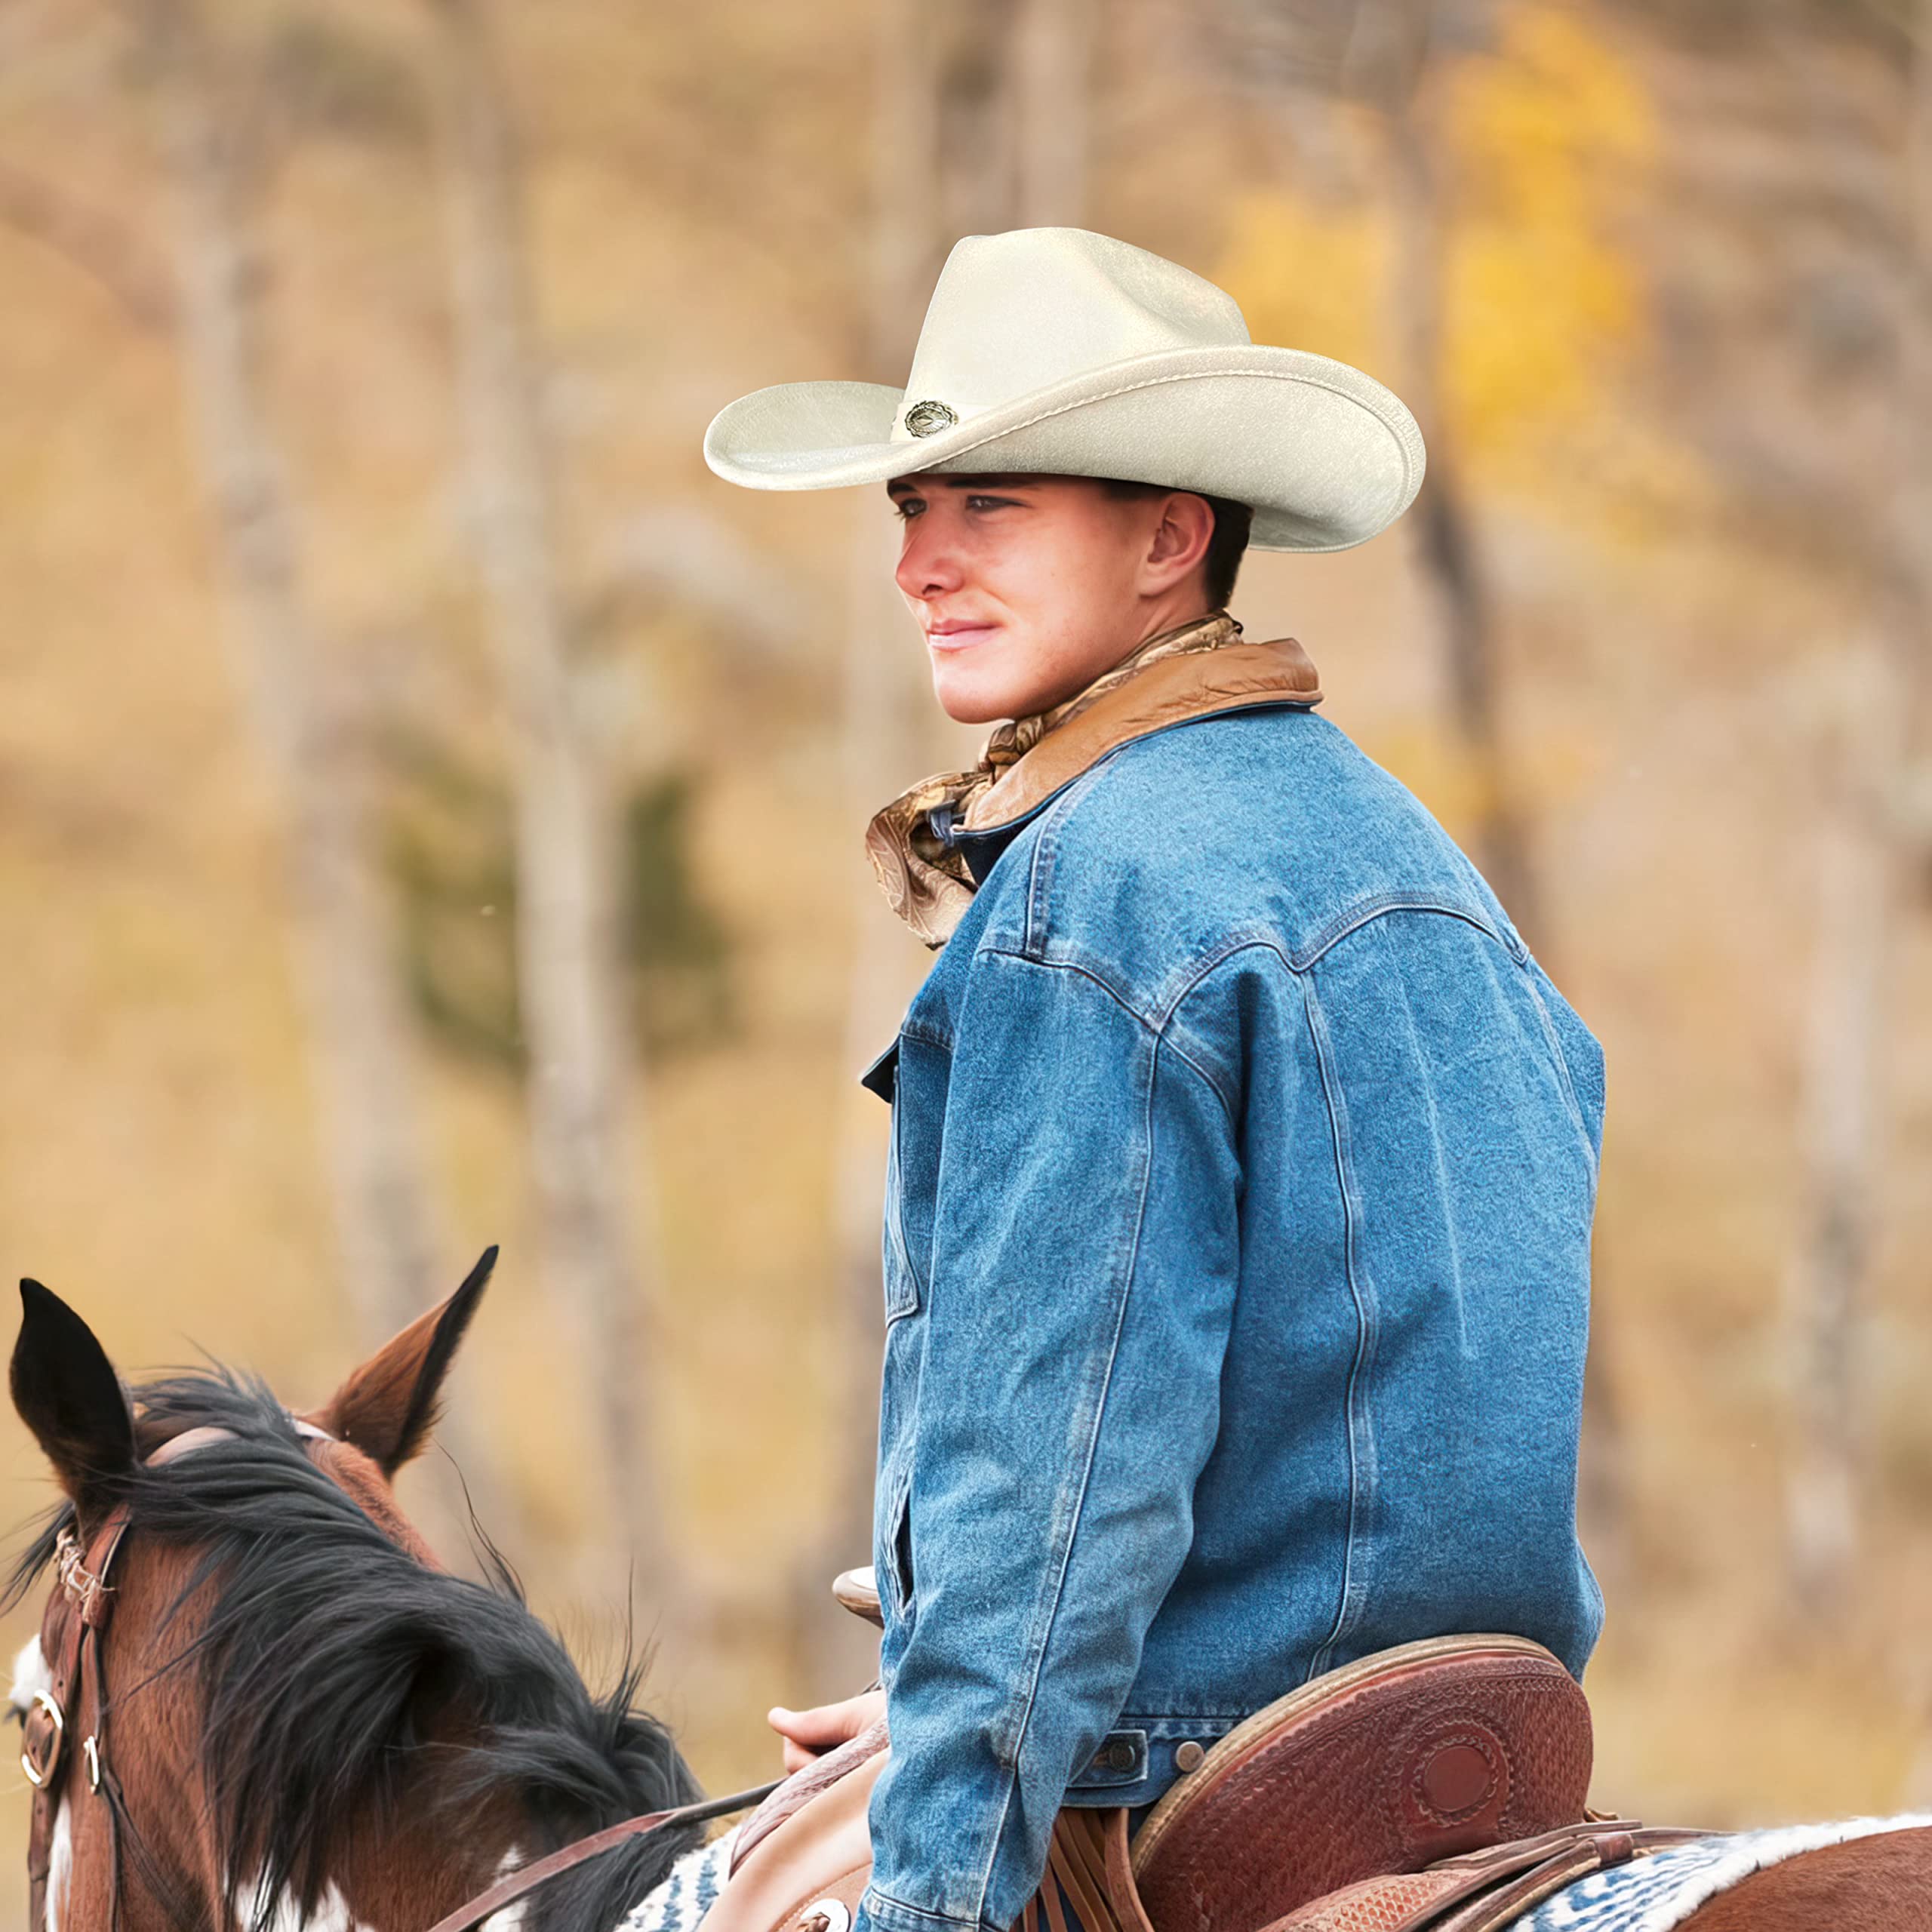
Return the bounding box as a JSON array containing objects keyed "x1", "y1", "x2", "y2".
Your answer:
[{"x1": 702, "y1": 345, "x2": 1425, "y2": 552}]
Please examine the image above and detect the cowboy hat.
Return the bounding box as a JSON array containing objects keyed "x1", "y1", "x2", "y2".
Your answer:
[{"x1": 703, "y1": 226, "x2": 1425, "y2": 553}]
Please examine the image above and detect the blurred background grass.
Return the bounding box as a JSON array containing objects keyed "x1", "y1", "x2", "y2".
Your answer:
[{"x1": 2, "y1": 0, "x2": 1930, "y2": 1906}]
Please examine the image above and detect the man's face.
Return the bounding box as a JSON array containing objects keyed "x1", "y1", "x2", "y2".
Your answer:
[{"x1": 888, "y1": 472, "x2": 1209, "y2": 724}]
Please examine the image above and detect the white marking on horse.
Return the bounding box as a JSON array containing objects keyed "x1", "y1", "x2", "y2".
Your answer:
[
  {"x1": 46, "y1": 1800, "x2": 72, "y2": 1932},
  {"x1": 231, "y1": 1836, "x2": 529, "y2": 1930},
  {"x1": 13, "y1": 1641, "x2": 69, "y2": 1932},
  {"x1": 234, "y1": 1873, "x2": 377, "y2": 1932},
  {"x1": 480, "y1": 1848, "x2": 528, "y2": 1932},
  {"x1": 9, "y1": 1634, "x2": 51, "y2": 1714}
]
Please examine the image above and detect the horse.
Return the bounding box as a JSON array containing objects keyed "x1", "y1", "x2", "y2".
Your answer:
[
  {"x1": 7, "y1": 1262, "x2": 1930, "y2": 1932},
  {"x1": 5, "y1": 1252, "x2": 723, "y2": 1932}
]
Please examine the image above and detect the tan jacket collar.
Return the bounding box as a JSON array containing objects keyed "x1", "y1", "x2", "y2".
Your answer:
[{"x1": 865, "y1": 614, "x2": 1322, "y2": 949}]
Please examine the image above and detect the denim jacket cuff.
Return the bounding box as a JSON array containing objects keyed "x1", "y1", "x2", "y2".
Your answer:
[{"x1": 857, "y1": 1885, "x2": 998, "y2": 1932}]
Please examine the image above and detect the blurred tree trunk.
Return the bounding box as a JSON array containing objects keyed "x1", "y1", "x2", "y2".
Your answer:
[
  {"x1": 1784, "y1": 0, "x2": 1932, "y2": 1616},
  {"x1": 1356, "y1": 0, "x2": 1627, "y2": 1564},
  {"x1": 934, "y1": 5, "x2": 1022, "y2": 242},
  {"x1": 141, "y1": 0, "x2": 445, "y2": 1352},
  {"x1": 428, "y1": 0, "x2": 670, "y2": 1595},
  {"x1": 1017, "y1": 0, "x2": 1097, "y2": 228},
  {"x1": 1367, "y1": 4, "x2": 1540, "y2": 938},
  {"x1": 1785, "y1": 654, "x2": 1897, "y2": 1614}
]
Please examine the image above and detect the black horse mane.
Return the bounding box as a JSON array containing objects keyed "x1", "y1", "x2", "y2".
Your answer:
[{"x1": 7, "y1": 1367, "x2": 703, "y2": 1932}]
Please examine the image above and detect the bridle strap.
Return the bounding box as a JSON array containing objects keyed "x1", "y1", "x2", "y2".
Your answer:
[
  {"x1": 420, "y1": 1782, "x2": 782, "y2": 1932},
  {"x1": 27, "y1": 1505, "x2": 134, "y2": 1932},
  {"x1": 85, "y1": 1587, "x2": 208, "y2": 1932},
  {"x1": 24, "y1": 1426, "x2": 244, "y2": 1932}
]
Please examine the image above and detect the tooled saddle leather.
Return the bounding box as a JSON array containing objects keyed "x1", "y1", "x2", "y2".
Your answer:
[{"x1": 703, "y1": 1623, "x2": 1712, "y2": 1932}]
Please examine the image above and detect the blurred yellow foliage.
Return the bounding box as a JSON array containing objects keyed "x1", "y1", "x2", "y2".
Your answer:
[
  {"x1": 1217, "y1": 2, "x2": 1704, "y2": 539},
  {"x1": 1441, "y1": 5, "x2": 1651, "y2": 457},
  {"x1": 1215, "y1": 170, "x2": 1389, "y2": 373}
]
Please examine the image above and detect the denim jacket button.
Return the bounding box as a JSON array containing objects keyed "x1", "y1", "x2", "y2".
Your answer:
[
  {"x1": 1174, "y1": 1740, "x2": 1205, "y2": 1773},
  {"x1": 1103, "y1": 1738, "x2": 1137, "y2": 1773}
]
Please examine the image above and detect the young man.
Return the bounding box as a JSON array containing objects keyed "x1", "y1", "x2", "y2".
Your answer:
[{"x1": 705, "y1": 230, "x2": 1604, "y2": 1932}]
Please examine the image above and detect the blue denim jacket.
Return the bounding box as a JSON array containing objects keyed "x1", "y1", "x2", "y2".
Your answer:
[{"x1": 855, "y1": 703, "x2": 1604, "y2": 1932}]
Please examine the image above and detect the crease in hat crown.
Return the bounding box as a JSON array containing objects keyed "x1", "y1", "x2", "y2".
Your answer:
[
  {"x1": 702, "y1": 224, "x2": 1426, "y2": 554},
  {"x1": 887, "y1": 229, "x2": 1252, "y2": 443}
]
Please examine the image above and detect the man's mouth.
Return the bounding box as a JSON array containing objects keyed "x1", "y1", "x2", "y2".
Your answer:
[{"x1": 925, "y1": 620, "x2": 1001, "y2": 653}]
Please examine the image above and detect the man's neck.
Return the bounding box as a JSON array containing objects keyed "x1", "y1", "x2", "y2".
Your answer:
[
  {"x1": 1028, "y1": 608, "x2": 1234, "y2": 731},
  {"x1": 1126, "y1": 597, "x2": 1220, "y2": 660},
  {"x1": 1088, "y1": 602, "x2": 1225, "y2": 691}
]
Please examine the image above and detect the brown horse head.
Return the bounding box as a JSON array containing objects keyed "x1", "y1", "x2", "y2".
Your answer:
[{"x1": 6, "y1": 1256, "x2": 703, "y2": 1932}]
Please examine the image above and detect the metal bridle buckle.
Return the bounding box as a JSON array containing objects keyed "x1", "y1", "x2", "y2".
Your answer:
[
  {"x1": 82, "y1": 1734, "x2": 101, "y2": 1793},
  {"x1": 20, "y1": 1689, "x2": 64, "y2": 1789}
]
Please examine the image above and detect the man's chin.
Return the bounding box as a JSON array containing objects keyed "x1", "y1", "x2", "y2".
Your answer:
[
  {"x1": 931, "y1": 667, "x2": 1023, "y2": 728},
  {"x1": 931, "y1": 657, "x2": 1069, "y2": 727},
  {"x1": 935, "y1": 694, "x2": 1011, "y2": 727}
]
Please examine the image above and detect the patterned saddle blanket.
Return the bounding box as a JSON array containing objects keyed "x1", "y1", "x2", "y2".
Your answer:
[
  {"x1": 621, "y1": 1831, "x2": 738, "y2": 1932},
  {"x1": 1516, "y1": 1813, "x2": 1932, "y2": 1932},
  {"x1": 620, "y1": 1813, "x2": 1932, "y2": 1932}
]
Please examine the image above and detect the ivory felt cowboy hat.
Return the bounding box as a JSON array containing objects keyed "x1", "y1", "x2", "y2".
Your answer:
[{"x1": 703, "y1": 226, "x2": 1426, "y2": 552}]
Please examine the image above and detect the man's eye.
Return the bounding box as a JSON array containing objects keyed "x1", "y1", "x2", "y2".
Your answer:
[
  {"x1": 891, "y1": 499, "x2": 924, "y2": 520},
  {"x1": 964, "y1": 495, "x2": 1019, "y2": 511}
]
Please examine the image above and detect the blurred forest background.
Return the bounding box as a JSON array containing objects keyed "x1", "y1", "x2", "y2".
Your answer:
[{"x1": 3, "y1": 0, "x2": 1931, "y2": 1912}]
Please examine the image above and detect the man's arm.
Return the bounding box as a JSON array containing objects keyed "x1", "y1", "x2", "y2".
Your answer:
[{"x1": 860, "y1": 945, "x2": 1241, "y2": 1932}]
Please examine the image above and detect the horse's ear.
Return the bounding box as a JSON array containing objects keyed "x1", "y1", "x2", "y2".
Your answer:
[
  {"x1": 307, "y1": 1247, "x2": 497, "y2": 1477},
  {"x1": 11, "y1": 1280, "x2": 137, "y2": 1525}
]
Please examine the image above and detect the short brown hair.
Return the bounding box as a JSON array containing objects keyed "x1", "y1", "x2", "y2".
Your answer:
[{"x1": 1100, "y1": 480, "x2": 1254, "y2": 610}]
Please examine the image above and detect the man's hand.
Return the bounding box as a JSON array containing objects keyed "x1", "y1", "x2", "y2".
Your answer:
[{"x1": 766, "y1": 1687, "x2": 888, "y2": 1776}]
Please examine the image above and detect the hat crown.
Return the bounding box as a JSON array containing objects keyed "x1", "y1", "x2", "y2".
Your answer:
[{"x1": 894, "y1": 228, "x2": 1251, "y2": 443}]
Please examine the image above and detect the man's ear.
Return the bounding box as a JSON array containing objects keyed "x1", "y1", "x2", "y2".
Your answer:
[
  {"x1": 306, "y1": 1247, "x2": 497, "y2": 1477},
  {"x1": 11, "y1": 1280, "x2": 137, "y2": 1527},
  {"x1": 1141, "y1": 490, "x2": 1216, "y2": 595}
]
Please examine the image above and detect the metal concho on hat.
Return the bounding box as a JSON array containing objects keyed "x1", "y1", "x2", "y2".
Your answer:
[{"x1": 903, "y1": 400, "x2": 958, "y2": 438}]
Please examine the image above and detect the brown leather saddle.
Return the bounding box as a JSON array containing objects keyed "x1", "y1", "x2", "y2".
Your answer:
[{"x1": 704, "y1": 1604, "x2": 1711, "y2": 1932}]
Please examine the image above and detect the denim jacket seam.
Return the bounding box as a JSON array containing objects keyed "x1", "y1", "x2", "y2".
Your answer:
[
  {"x1": 1020, "y1": 764, "x2": 1116, "y2": 956},
  {"x1": 1297, "y1": 971, "x2": 1380, "y2": 1680},
  {"x1": 1112, "y1": 1711, "x2": 1250, "y2": 1727},
  {"x1": 961, "y1": 997, "x2": 1161, "y2": 1924},
  {"x1": 979, "y1": 942, "x2": 1153, "y2": 1027},
  {"x1": 976, "y1": 945, "x2": 1234, "y2": 1118},
  {"x1": 1151, "y1": 1031, "x2": 1235, "y2": 1121},
  {"x1": 1516, "y1": 970, "x2": 1600, "y2": 1189},
  {"x1": 1158, "y1": 938, "x2": 1302, "y2": 1123},
  {"x1": 864, "y1": 1886, "x2": 992, "y2": 1932},
  {"x1": 1139, "y1": 904, "x2": 1516, "y2": 1030},
  {"x1": 900, "y1": 1017, "x2": 955, "y2": 1057},
  {"x1": 884, "y1": 1105, "x2": 925, "y2": 1316},
  {"x1": 1294, "y1": 894, "x2": 1521, "y2": 971}
]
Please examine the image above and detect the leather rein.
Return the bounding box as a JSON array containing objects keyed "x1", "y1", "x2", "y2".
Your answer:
[
  {"x1": 21, "y1": 1421, "x2": 778, "y2": 1932},
  {"x1": 419, "y1": 1784, "x2": 778, "y2": 1932}
]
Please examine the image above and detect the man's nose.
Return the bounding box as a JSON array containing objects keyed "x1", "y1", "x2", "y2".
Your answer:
[{"x1": 895, "y1": 512, "x2": 965, "y2": 601}]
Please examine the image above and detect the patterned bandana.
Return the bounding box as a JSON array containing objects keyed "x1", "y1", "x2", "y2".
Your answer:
[{"x1": 864, "y1": 611, "x2": 1323, "y2": 947}]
